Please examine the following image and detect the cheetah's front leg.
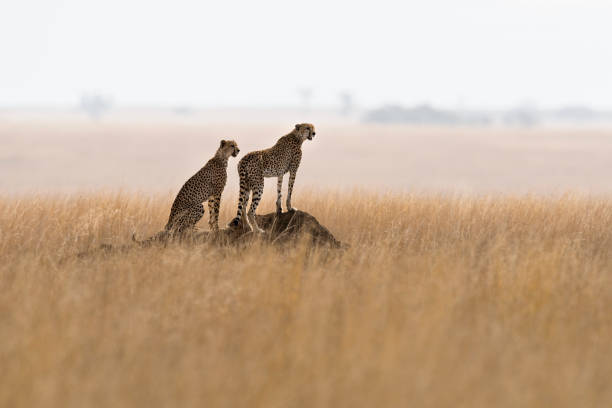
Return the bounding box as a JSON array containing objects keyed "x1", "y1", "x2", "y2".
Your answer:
[
  {"x1": 286, "y1": 169, "x2": 298, "y2": 212},
  {"x1": 276, "y1": 176, "x2": 283, "y2": 214},
  {"x1": 208, "y1": 195, "x2": 221, "y2": 232}
]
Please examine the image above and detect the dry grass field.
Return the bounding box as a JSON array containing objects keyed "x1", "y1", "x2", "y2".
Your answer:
[{"x1": 2, "y1": 190, "x2": 612, "y2": 407}]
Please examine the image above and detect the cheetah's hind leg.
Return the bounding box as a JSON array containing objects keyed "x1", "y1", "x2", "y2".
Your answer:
[
  {"x1": 247, "y1": 185, "x2": 265, "y2": 234},
  {"x1": 185, "y1": 204, "x2": 205, "y2": 231},
  {"x1": 169, "y1": 205, "x2": 205, "y2": 236},
  {"x1": 229, "y1": 183, "x2": 253, "y2": 230}
]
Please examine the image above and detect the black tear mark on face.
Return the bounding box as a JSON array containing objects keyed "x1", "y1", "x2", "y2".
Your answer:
[{"x1": 307, "y1": 127, "x2": 315, "y2": 140}]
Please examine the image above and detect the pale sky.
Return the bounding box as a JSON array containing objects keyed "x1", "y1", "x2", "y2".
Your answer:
[{"x1": 1, "y1": 0, "x2": 611, "y2": 109}]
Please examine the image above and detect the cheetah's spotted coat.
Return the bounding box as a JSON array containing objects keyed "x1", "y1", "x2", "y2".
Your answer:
[
  {"x1": 165, "y1": 139, "x2": 239, "y2": 233},
  {"x1": 229, "y1": 123, "x2": 316, "y2": 232}
]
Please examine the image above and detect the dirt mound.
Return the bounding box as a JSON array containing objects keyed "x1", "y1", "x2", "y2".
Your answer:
[{"x1": 132, "y1": 210, "x2": 343, "y2": 249}]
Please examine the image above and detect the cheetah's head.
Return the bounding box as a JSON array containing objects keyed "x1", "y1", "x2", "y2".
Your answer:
[
  {"x1": 294, "y1": 123, "x2": 316, "y2": 141},
  {"x1": 220, "y1": 139, "x2": 240, "y2": 158}
]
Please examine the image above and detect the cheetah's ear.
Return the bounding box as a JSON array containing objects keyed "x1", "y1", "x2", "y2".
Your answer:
[
  {"x1": 220, "y1": 140, "x2": 227, "y2": 148},
  {"x1": 295, "y1": 124, "x2": 300, "y2": 130}
]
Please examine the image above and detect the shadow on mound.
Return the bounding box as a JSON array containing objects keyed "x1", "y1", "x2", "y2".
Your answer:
[{"x1": 132, "y1": 210, "x2": 344, "y2": 249}]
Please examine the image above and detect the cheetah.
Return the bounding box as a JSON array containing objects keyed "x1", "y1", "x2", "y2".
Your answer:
[
  {"x1": 228, "y1": 123, "x2": 316, "y2": 233},
  {"x1": 164, "y1": 139, "x2": 239, "y2": 233}
]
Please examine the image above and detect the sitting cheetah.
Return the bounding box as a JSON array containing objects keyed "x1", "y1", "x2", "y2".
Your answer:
[
  {"x1": 164, "y1": 139, "x2": 239, "y2": 233},
  {"x1": 229, "y1": 123, "x2": 316, "y2": 233}
]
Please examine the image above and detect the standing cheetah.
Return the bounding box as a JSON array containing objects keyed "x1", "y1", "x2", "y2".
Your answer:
[
  {"x1": 165, "y1": 139, "x2": 239, "y2": 233},
  {"x1": 229, "y1": 123, "x2": 316, "y2": 233}
]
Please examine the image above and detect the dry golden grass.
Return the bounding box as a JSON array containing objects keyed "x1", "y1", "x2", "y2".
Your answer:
[{"x1": 1, "y1": 190, "x2": 612, "y2": 407}]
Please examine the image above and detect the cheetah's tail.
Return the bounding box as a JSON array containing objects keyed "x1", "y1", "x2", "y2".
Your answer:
[
  {"x1": 231, "y1": 164, "x2": 250, "y2": 226},
  {"x1": 131, "y1": 231, "x2": 156, "y2": 247},
  {"x1": 131, "y1": 231, "x2": 152, "y2": 244}
]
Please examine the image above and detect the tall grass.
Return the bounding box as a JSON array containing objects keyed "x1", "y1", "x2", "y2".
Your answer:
[{"x1": 1, "y1": 190, "x2": 611, "y2": 407}]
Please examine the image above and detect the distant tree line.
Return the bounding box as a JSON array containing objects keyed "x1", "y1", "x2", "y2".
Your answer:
[{"x1": 363, "y1": 104, "x2": 612, "y2": 127}]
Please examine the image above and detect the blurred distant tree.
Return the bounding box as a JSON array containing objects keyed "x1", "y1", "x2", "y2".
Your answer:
[
  {"x1": 80, "y1": 93, "x2": 113, "y2": 119},
  {"x1": 173, "y1": 106, "x2": 196, "y2": 116},
  {"x1": 364, "y1": 104, "x2": 459, "y2": 124},
  {"x1": 363, "y1": 103, "x2": 495, "y2": 125},
  {"x1": 503, "y1": 106, "x2": 539, "y2": 127},
  {"x1": 338, "y1": 91, "x2": 354, "y2": 116}
]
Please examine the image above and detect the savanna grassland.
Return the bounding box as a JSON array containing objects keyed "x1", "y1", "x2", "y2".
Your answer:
[{"x1": 2, "y1": 190, "x2": 612, "y2": 407}]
